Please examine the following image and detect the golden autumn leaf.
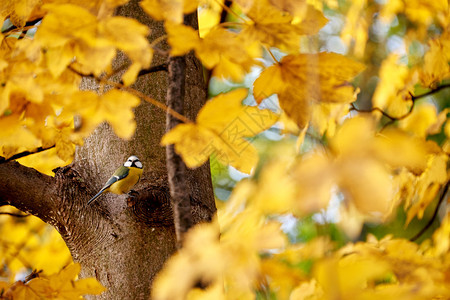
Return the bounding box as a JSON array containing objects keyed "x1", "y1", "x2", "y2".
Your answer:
[
  {"x1": 13, "y1": 263, "x2": 106, "y2": 299},
  {"x1": 36, "y1": 3, "x2": 151, "y2": 81},
  {"x1": 399, "y1": 103, "x2": 448, "y2": 137},
  {"x1": 166, "y1": 24, "x2": 260, "y2": 81},
  {"x1": 254, "y1": 52, "x2": 365, "y2": 128},
  {"x1": 1, "y1": 0, "x2": 42, "y2": 28},
  {"x1": 140, "y1": 0, "x2": 198, "y2": 24},
  {"x1": 165, "y1": 22, "x2": 200, "y2": 56},
  {"x1": 240, "y1": 1, "x2": 327, "y2": 53},
  {"x1": 162, "y1": 89, "x2": 279, "y2": 174},
  {"x1": 419, "y1": 39, "x2": 450, "y2": 87},
  {"x1": 97, "y1": 89, "x2": 141, "y2": 139},
  {"x1": 372, "y1": 54, "x2": 416, "y2": 119}
]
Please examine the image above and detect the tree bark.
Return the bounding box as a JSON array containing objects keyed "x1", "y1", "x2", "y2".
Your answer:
[{"x1": 0, "y1": 1, "x2": 215, "y2": 299}]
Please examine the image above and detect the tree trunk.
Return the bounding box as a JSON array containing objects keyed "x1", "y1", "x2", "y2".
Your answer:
[{"x1": 0, "y1": 1, "x2": 215, "y2": 299}]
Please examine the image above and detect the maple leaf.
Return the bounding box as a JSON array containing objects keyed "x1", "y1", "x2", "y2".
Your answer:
[
  {"x1": 166, "y1": 24, "x2": 260, "y2": 81},
  {"x1": 254, "y1": 52, "x2": 365, "y2": 128},
  {"x1": 1, "y1": 0, "x2": 42, "y2": 28},
  {"x1": 419, "y1": 39, "x2": 450, "y2": 87},
  {"x1": 140, "y1": 0, "x2": 198, "y2": 24},
  {"x1": 399, "y1": 103, "x2": 448, "y2": 138},
  {"x1": 240, "y1": 1, "x2": 327, "y2": 53},
  {"x1": 35, "y1": 3, "x2": 151, "y2": 82},
  {"x1": 3, "y1": 263, "x2": 106, "y2": 299},
  {"x1": 161, "y1": 89, "x2": 279, "y2": 174}
]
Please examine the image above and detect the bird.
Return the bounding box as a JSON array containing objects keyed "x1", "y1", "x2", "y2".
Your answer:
[{"x1": 88, "y1": 155, "x2": 143, "y2": 205}]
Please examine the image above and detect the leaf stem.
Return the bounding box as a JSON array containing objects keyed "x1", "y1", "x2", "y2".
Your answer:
[
  {"x1": 265, "y1": 47, "x2": 279, "y2": 64},
  {"x1": 105, "y1": 80, "x2": 192, "y2": 124}
]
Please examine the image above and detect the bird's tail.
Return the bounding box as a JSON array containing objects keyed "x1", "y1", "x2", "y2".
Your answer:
[{"x1": 87, "y1": 189, "x2": 105, "y2": 205}]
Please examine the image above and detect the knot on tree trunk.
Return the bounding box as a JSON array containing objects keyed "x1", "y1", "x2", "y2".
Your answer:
[{"x1": 127, "y1": 185, "x2": 174, "y2": 227}]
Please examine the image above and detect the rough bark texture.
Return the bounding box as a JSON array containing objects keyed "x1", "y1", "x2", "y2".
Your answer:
[
  {"x1": 0, "y1": 1, "x2": 215, "y2": 299},
  {"x1": 166, "y1": 13, "x2": 200, "y2": 246}
]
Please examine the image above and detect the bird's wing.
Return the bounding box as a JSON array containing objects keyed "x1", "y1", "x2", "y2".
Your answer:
[
  {"x1": 88, "y1": 166, "x2": 130, "y2": 205},
  {"x1": 102, "y1": 166, "x2": 130, "y2": 190}
]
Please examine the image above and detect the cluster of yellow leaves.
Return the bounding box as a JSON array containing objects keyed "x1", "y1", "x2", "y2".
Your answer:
[
  {"x1": 162, "y1": 0, "x2": 327, "y2": 81},
  {"x1": 153, "y1": 115, "x2": 450, "y2": 298},
  {"x1": 309, "y1": 233, "x2": 450, "y2": 300},
  {"x1": 254, "y1": 52, "x2": 365, "y2": 129},
  {"x1": 0, "y1": 0, "x2": 147, "y2": 171},
  {"x1": 0, "y1": 263, "x2": 105, "y2": 299},
  {"x1": 381, "y1": 0, "x2": 448, "y2": 37},
  {"x1": 0, "y1": 207, "x2": 105, "y2": 298},
  {"x1": 0, "y1": 206, "x2": 72, "y2": 277},
  {"x1": 162, "y1": 89, "x2": 279, "y2": 174}
]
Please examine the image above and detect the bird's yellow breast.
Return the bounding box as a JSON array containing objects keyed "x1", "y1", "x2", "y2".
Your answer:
[{"x1": 108, "y1": 167, "x2": 143, "y2": 195}]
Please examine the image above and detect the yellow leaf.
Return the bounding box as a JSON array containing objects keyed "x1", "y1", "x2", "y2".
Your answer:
[
  {"x1": 372, "y1": 54, "x2": 416, "y2": 118},
  {"x1": 44, "y1": 45, "x2": 75, "y2": 78},
  {"x1": 162, "y1": 89, "x2": 278, "y2": 173},
  {"x1": 240, "y1": 1, "x2": 327, "y2": 52},
  {"x1": 165, "y1": 22, "x2": 200, "y2": 56},
  {"x1": 399, "y1": 104, "x2": 448, "y2": 137},
  {"x1": 3, "y1": 0, "x2": 42, "y2": 28},
  {"x1": 269, "y1": 0, "x2": 310, "y2": 17},
  {"x1": 99, "y1": 16, "x2": 152, "y2": 73},
  {"x1": 74, "y1": 278, "x2": 107, "y2": 295},
  {"x1": 195, "y1": 28, "x2": 260, "y2": 81},
  {"x1": 99, "y1": 90, "x2": 141, "y2": 139},
  {"x1": 374, "y1": 129, "x2": 431, "y2": 174},
  {"x1": 140, "y1": 0, "x2": 198, "y2": 24},
  {"x1": 37, "y1": 4, "x2": 98, "y2": 48},
  {"x1": 0, "y1": 115, "x2": 40, "y2": 157},
  {"x1": 25, "y1": 263, "x2": 106, "y2": 299},
  {"x1": 18, "y1": 147, "x2": 71, "y2": 176},
  {"x1": 253, "y1": 65, "x2": 286, "y2": 103},
  {"x1": 278, "y1": 86, "x2": 312, "y2": 129},
  {"x1": 161, "y1": 123, "x2": 216, "y2": 168},
  {"x1": 255, "y1": 53, "x2": 364, "y2": 128},
  {"x1": 5, "y1": 281, "x2": 40, "y2": 300},
  {"x1": 419, "y1": 39, "x2": 450, "y2": 87}
]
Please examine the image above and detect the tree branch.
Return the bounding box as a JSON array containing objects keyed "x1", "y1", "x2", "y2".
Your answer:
[
  {"x1": 350, "y1": 100, "x2": 414, "y2": 121},
  {"x1": 351, "y1": 84, "x2": 450, "y2": 123},
  {"x1": 219, "y1": 0, "x2": 233, "y2": 24},
  {"x1": 411, "y1": 83, "x2": 450, "y2": 101},
  {"x1": 410, "y1": 181, "x2": 449, "y2": 242},
  {"x1": 0, "y1": 161, "x2": 57, "y2": 224},
  {"x1": 165, "y1": 15, "x2": 195, "y2": 247},
  {"x1": 0, "y1": 145, "x2": 55, "y2": 164},
  {"x1": 1, "y1": 18, "x2": 42, "y2": 35},
  {"x1": 135, "y1": 63, "x2": 168, "y2": 78}
]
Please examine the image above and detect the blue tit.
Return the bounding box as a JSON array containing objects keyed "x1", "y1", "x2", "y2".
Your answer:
[{"x1": 88, "y1": 155, "x2": 143, "y2": 205}]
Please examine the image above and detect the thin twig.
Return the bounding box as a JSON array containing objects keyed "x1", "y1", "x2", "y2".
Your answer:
[
  {"x1": 105, "y1": 80, "x2": 192, "y2": 124},
  {"x1": 410, "y1": 181, "x2": 449, "y2": 242},
  {"x1": 350, "y1": 101, "x2": 414, "y2": 121},
  {"x1": 265, "y1": 46, "x2": 279, "y2": 64},
  {"x1": 214, "y1": 0, "x2": 247, "y2": 23},
  {"x1": 219, "y1": 0, "x2": 233, "y2": 23},
  {"x1": 1, "y1": 19, "x2": 42, "y2": 35},
  {"x1": 0, "y1": 145, "x2": 55, "y2": 164},
  {"x1": 135, "y1": 63, "x2": 168, "y2": 78},
  {"x1": 411, "y1": 84, "x2": 450, "y2": 101},
  {"x1": 351, "y1": 84, "x2": 450, "y2": 122}
]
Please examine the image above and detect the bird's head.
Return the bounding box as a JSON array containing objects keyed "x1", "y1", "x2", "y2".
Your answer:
[{"x1": 124, "y1": 155, "x2": 143, "y2": 169}]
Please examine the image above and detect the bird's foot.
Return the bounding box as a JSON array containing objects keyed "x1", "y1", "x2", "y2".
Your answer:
[
  {"x1": 126, "y1": 190, "x2": 139, "y2": 207},
  {"x1": 128, "y1": 189, "x2": 139, "y2": 197}
]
